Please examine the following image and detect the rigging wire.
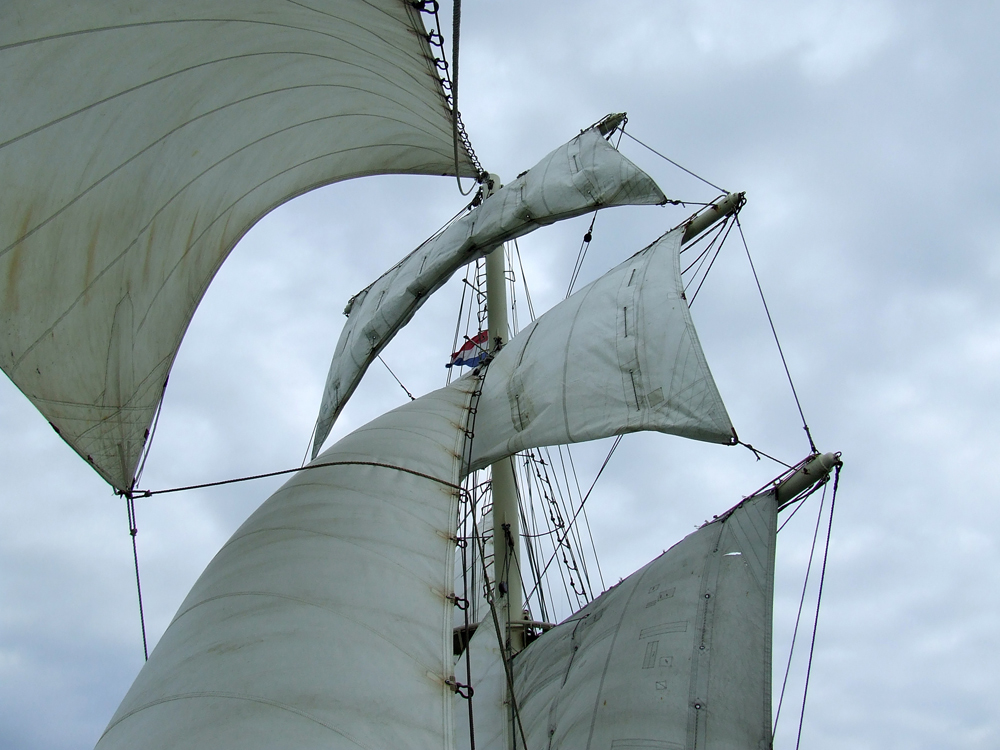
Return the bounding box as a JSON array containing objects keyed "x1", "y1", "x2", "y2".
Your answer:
[
  {"x1": 523, "y1": 435, "x2": 623, "y2": 606},
  {"x1": 448, "y1": 0, "x2": 477, "y2": 195},
  {"x1": 566, "y1": 211, "x2": 598, "y2": 298},
  {"x1": 739, "y1": 440, "x2": 795, "y2": 470},
  {"x1": 123, "y1": 494, "x2": 149, "y2": 661},
  {"x1": 564, "y1": 445, "x2": 606, "y2": 591},
  {"x1": 377, "y1": 354, "x2": 416, "y2": 401},
  {"x1": 794, "y1": 464, "x2": 840, "y2": 750},
  {"x1": 620, "y1": 130, "x2": 728, "y2": 194},
  {"x1": 773, "y1": 482, "x2": 828, "y2": 735},
  {"x1": 687, "y1": 217, "x2": 736, "y2": 305},
  {"x1": 736, "y1": 215, "x2": 816, "y2": 453},
  {"x1": 415, "y1": 0, "x2": 482, "y2": 193}
]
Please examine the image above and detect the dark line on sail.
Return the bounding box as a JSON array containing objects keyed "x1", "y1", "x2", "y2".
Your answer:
[{"x1": 134, "y1": 458, "x2": 464, "y2": 497}]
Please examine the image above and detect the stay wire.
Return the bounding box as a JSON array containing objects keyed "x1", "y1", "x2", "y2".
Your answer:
[
  {"x1": 688, "y1": 218, "x2": 736, "y2": 305},
  {"x1": 134, "y1": 457, "x2": 465, "y2": 498},
  {"x1": 620, "y1": 131, "x2": 727, "y2": 193},
  {"x1": 566, "y1": 211, "x2": 598, "y2": 298},
  {"x1": 736, "y1": 215, "x2": 817, "y2": 453},
  {"x1": 124, "y1": 494, "x2": 149, "y2": 661},
  {"x1": 738, "y1": 440, "x2": 794, "y2": 470},
  {"x1": 524, "y1": 435, "x2": 622, "y2": 605},
  {"x1": 794, "y1": 464, "x2": 840, "y2": 750},
  {"x1": 773, "y1": 482, "x2": 827, "y2": 735},
  {"x1": 377, "y1": 354, "x2": 416, "y2": 401}
]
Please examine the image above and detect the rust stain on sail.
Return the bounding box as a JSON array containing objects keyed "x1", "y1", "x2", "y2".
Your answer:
[{"x1": 2, "y1": 208, "x2": 33, "y2": 317}]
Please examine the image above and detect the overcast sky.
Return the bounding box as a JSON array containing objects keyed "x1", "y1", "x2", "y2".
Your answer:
[{"x1": 2, "y1": 1, "x2": 999, "y2": 748}]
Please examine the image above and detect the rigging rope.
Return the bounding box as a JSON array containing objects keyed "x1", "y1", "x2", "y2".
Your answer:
[
  {"x1": 523, "y1": 435, "x2": 623, "y2": 606},
  {"x1": 773, "y1": 482, "x2": 828, "y2": 735},
  {"x1": 794, "y1": 464, "x2": 840, "y2": 750},
  {"x1": 133, "y1": 458, "x2": 464, "y2": 497},
  {"x1": 566, "y1": 211, "x2": 598, "y2": 298},
  {"x1": 620, "y1": 131, "x2": 728, "y2": 193},
  {"x1": 413, "y1": 0, "x2": 484, "y2": 192},
  {"x1": 123, "y1": 494, "x2": 149, "y2": 661},
  {"x1": 449, "y1": 0, "x2": 476, "y2": 195},
  {"x1": 377, "y1": 355, "x2": 416, "y2": 401},
  {"x1": 736, "y1": 215, "x2": 817, "y2": 453},
  {"x1": 738, "y1": 440, "x2": 794, "y2": 470}
]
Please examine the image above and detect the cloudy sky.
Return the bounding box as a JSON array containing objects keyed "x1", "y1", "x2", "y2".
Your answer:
[{"x1": 2, "y1": 0, "x2": 999, "y2": 748}]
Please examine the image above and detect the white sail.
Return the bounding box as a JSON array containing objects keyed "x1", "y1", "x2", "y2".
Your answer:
[
  {"x1": 96, "y1": 380, "x2": 478, "y2": 750},
  {"x1": 466, "y1": 226, "x2": 734, "y2": 473},
  {"x1": 0, "y1": 0, "x2": 475, "y2": 490},
  {"x1": 453, "y1": 615, "x2": 510, "y2": 750},
  {"x1": 312, "y1": 125, "x2": 667, "y2": 457},
  {"x1": 511, "y1": 489, "x2": 777, "y2": 750}
]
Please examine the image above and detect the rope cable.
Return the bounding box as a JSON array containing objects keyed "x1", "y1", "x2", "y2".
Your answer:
[
  {"x1": 449, "y1": 0, "x2": 476, "y2": 195},
  {"x1": 566, "y1": 211, "x2": 598, "y2": 298},
  {"x1": 124, "y1": 494, "x2": 149, "y2": 661},
  {"x1": 134, "y1": 457, "x2": 465, "y2": 498},
  {"x1": 688, "y1": 217, "x2": 736, "y2": 305},
  {"x1": 773, "y1": 483, "x2": 827, "y2": 735},
  {"x1": 524, "y1": 435, "x2": 622, "y2": 605},
  {"x1": 736, "y1": 215, "x2": 817, "y2": 453},
  {"x1": 377, "y1": 354, "x2": 416, "y2": 401},
  {"x1": 620, "y1": 131, "x2": 727, "y2": 193},
  {"x1": 794, "y1": 464, "x2": 840, "y2": 750}
]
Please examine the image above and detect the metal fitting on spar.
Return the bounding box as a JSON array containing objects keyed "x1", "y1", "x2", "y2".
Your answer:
[{"x1": 776, "y1": 452, "x2": 842, "y2": 508}]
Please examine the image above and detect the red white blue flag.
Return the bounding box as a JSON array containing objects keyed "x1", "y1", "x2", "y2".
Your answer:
[{"x1": 447, "y1": 330, "x2": 489, "y2": 369}]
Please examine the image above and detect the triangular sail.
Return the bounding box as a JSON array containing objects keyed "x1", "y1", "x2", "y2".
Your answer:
[
  {"x1": 0, "y1": 0, "x2": 475, "y2": 491},
  {"x1": 466, "y1": 226, "x2": 734, "y2": 473},
  {"x1": 96, "y1": 380, "x2": 477, "y2": 750},
  {"x1": 511, "y1": 490, "x2": 777, "y2": 749},
  {"x1": 312, "y1": 125, "x2": 667, "y2": 457}
]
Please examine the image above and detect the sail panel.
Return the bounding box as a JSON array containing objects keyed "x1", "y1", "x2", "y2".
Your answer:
[
  {"x1": 512, "y1": 491, "x2": 777, "y2": 749},
  {"x1": 96, "y1": 380, "x2": 477, "y2": 750},
  {"x1": 453, "y1": 615, "x2": 509, "y2": 750},
  {"x1": 0, "y1": 0, "x2": 475, "y2": 490},
  {"x1": 467, "y1": 227, "x2": 733, "y2": 472},
  {"x1": 312, "y1": 126, "x2": 667, "y2": 457}
]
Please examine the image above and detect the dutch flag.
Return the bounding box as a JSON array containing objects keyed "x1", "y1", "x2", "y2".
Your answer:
[{"x1": 446, "y1": 330, "x2": 489, "y2": 369}]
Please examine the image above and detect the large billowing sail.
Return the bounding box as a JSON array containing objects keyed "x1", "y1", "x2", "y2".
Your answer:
[
  {"x1": 312, "y1": 125, "x2": 667, "y2": 457},
  {"x1": 511, "y1": 489, "x2": 777, "y2": 749},
  {"x1": 466, "y1": 226, "x2": 734, "y2": 473},
  {"x1": 97, "y1": 379, "x2": 478, "y2": 750},
  {"x1": 0, "y1": 1, "x2": 476, "y2": 491}
]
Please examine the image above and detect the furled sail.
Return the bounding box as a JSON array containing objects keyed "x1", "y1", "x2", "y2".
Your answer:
[
  {"x1": 0, "y1": 1, "x2": 476, "y2": 491},
  {"x1": 511, "y1": 489, "x2": 777, "y2": 749},
  {"x1": 97, "y1": 379, "x2": 478, "y2": 750},
  {"x1": 312, "y1": 125, "x2": 667, "y2": 457},
  {"x1": 466, "y1": 226, "x2": 734, "y2": 473}
]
